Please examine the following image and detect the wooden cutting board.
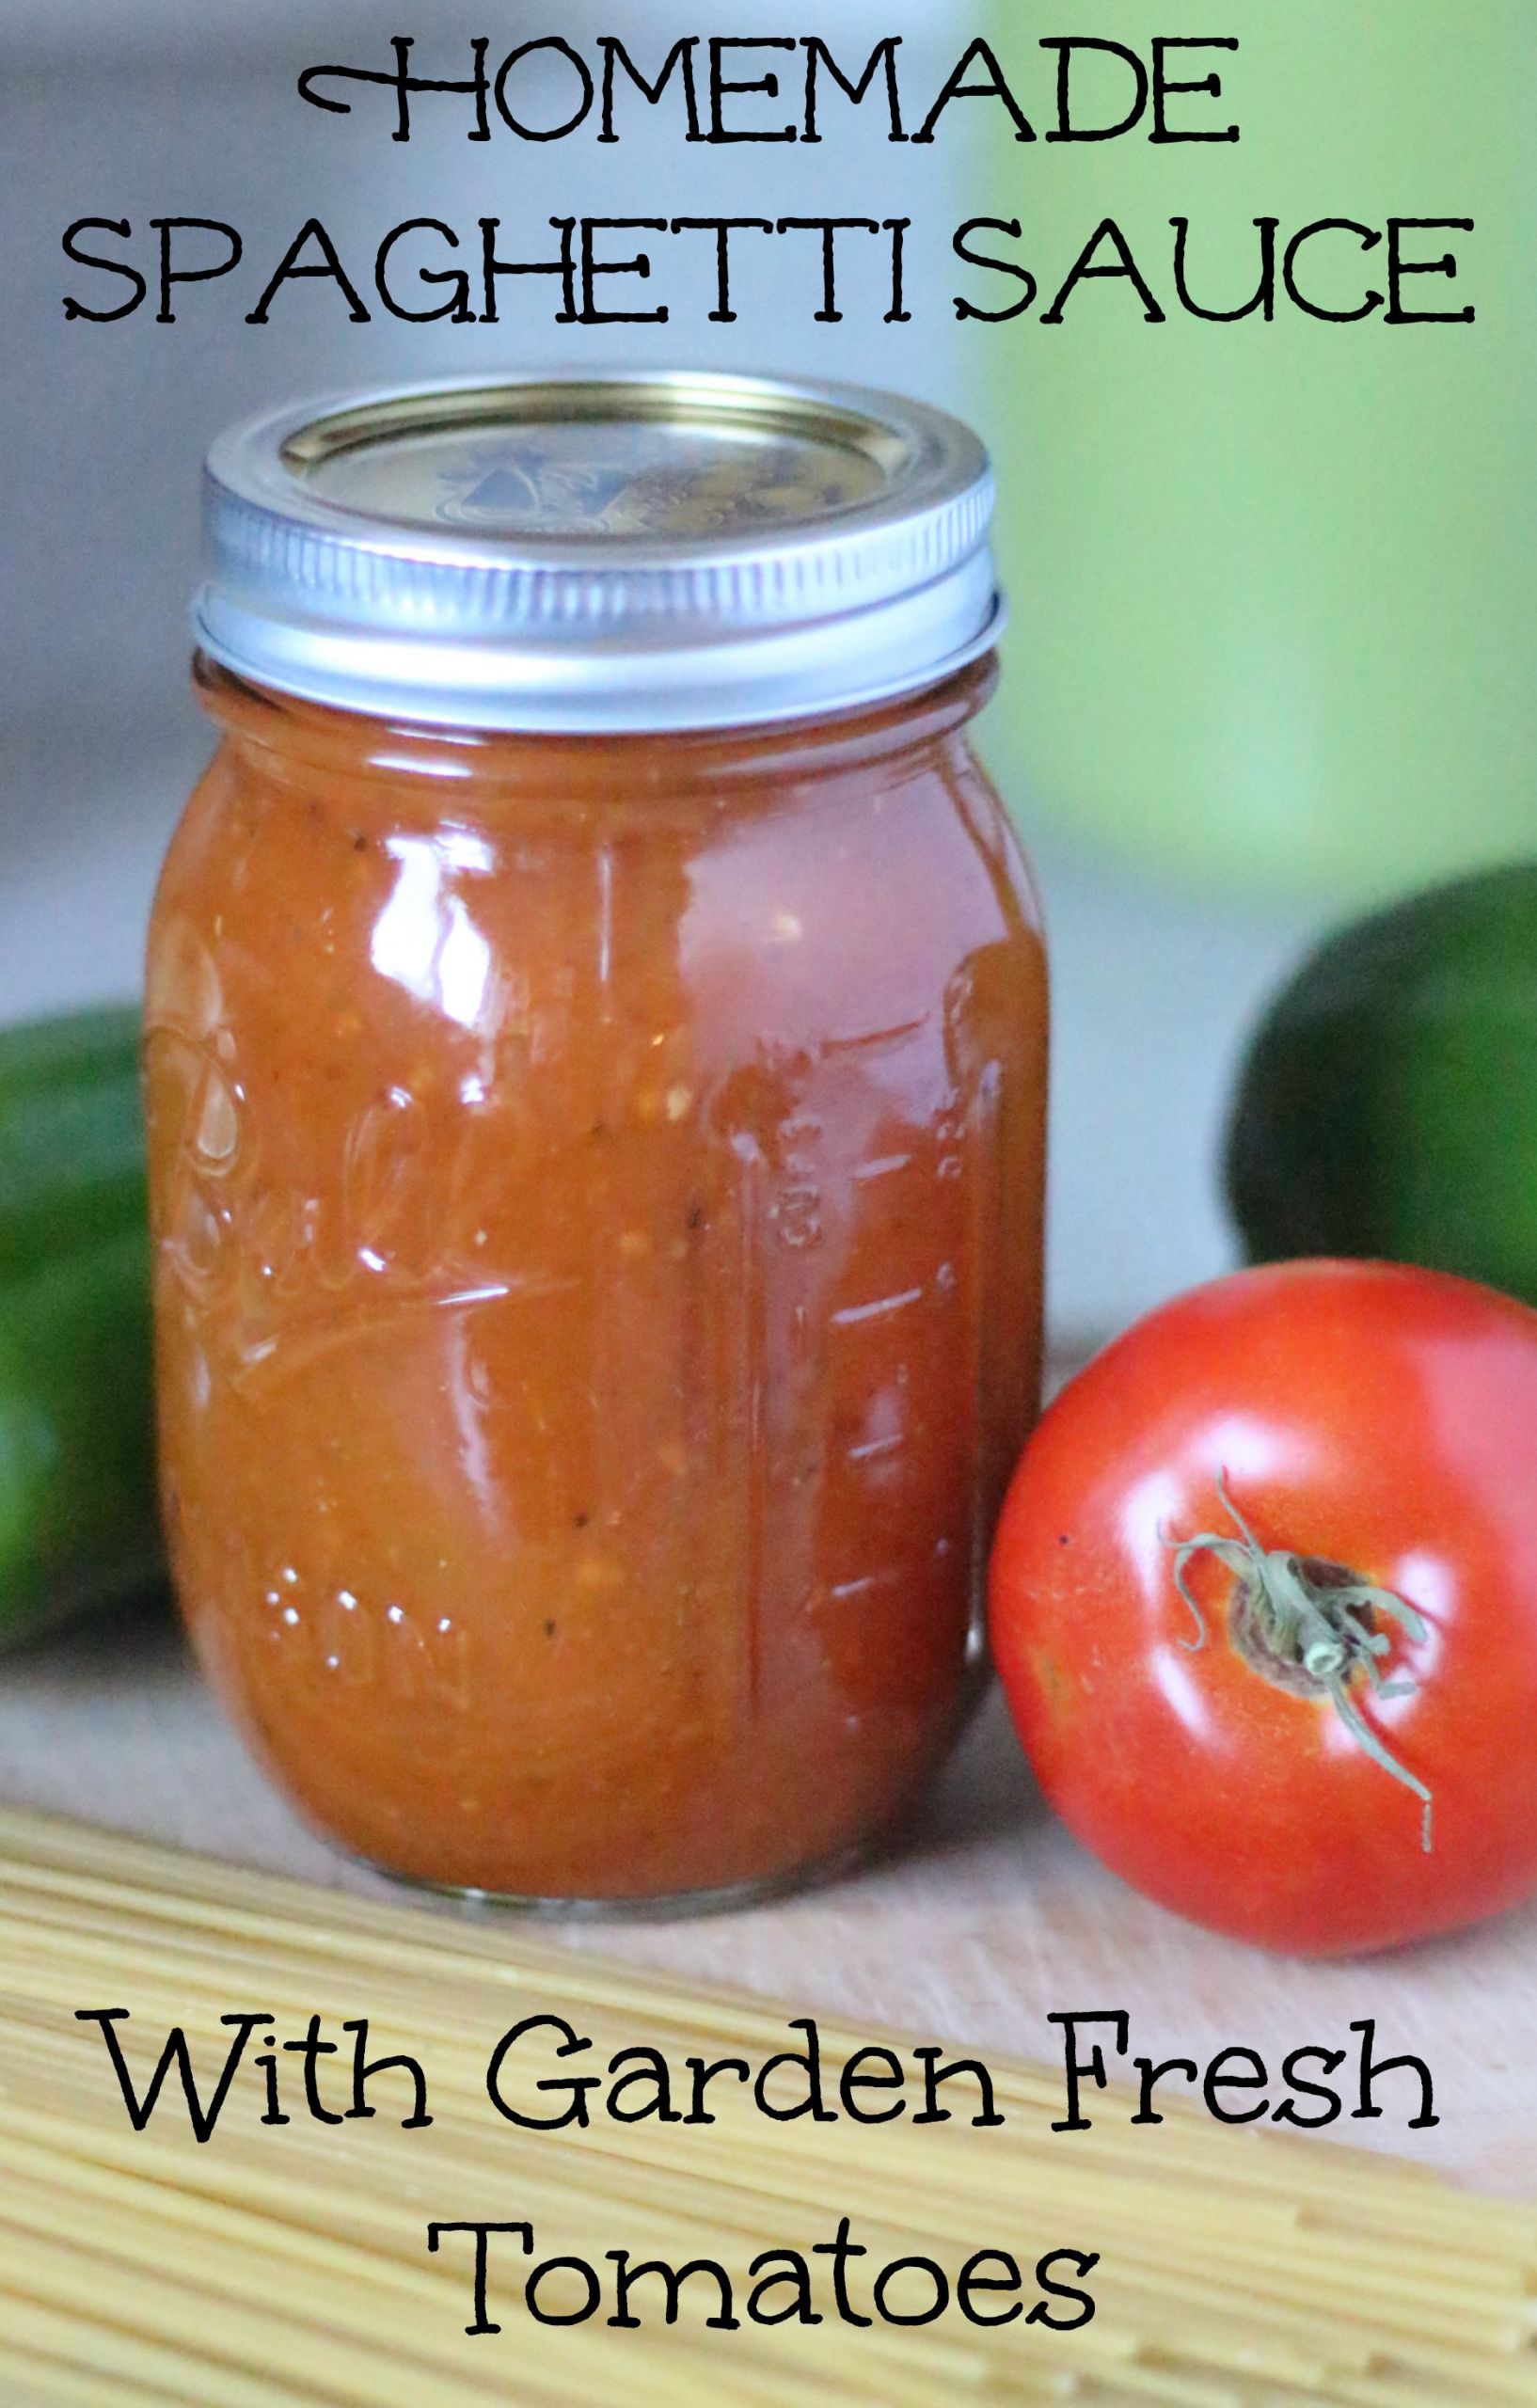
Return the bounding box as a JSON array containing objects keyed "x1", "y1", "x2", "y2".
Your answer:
[{"x1": 2, "y1": 1601, "x2": 1532, "y2": 2199}]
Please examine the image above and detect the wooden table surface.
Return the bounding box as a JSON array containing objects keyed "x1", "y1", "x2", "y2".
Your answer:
[{"x1": 3, "y1": 1601, "x2": 1532, "y2": 2200}]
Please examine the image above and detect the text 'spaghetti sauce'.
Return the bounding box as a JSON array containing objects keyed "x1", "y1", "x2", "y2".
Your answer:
[{"x1": 146, "y1": 373, "x2": 1048, "y2": 1905}]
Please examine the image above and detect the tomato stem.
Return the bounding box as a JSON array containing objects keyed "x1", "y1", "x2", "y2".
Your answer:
[{"x1": 1167, "y1": 1471, "x2": 1433, "y2": 1852}]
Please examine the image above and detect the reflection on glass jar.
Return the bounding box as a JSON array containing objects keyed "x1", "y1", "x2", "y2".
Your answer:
[{"x1": 146, "y1": 372, "x2": 1048, "y2": 1907}]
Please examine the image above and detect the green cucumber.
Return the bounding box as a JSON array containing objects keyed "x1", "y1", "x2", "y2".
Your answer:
[
  {"x1": 0, "y1": 1006, "x2": 162, "y2": 1647},
  {"x1": 0, "y1": 1004, "x2": 145, "y2": 1276},
  {"x1": 1226, "y1": 865, "x2": 1537, "y2": 1307}
]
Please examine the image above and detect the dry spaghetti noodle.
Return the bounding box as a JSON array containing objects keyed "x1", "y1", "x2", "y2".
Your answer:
[{"x1": 0, "y1": 1805, "x2": 1532, "y2": 2405}]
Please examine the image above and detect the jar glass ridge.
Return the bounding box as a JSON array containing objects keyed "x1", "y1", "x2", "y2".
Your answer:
[{"x1": 145, "y1": 374, "x2": 1049, "y2": 1909}]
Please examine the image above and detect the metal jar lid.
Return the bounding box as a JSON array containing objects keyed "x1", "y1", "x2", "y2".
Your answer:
[{"x1": 196, "y1": 370, "x2": 1003, "y2": 734}]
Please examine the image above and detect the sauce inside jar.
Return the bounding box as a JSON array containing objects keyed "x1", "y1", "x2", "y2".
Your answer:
[{"x1": 146, "y1": 373, "x2": 1048, "y2": 1906}]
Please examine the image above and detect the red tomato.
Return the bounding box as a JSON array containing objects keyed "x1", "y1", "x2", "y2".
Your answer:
[{"x1": 989, "y1": 1260, "x2": 1537, "y2": 1956}]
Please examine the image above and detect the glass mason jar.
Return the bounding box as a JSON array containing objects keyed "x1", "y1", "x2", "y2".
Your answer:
[{"x1": 145, "y1": 372, "x2": 1048, "y2": 1909}]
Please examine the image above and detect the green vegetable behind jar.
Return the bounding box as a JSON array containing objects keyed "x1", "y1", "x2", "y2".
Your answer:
[
  {"x1": 1228, "y1": 864, "x2": 1537, "y2": 1305},
  {"x1": 0, "y1": 1006, "x2": 162, "y2": 1646}
]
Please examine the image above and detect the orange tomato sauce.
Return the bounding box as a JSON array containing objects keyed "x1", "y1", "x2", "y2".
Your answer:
[{"x1": 145, "y1": 657, "x2": 1047, "y2": 1901}]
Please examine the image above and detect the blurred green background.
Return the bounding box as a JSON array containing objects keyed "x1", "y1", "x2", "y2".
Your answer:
[{"x1": 983, "y1": 0, "x2": 1535, "y2": 901}]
